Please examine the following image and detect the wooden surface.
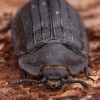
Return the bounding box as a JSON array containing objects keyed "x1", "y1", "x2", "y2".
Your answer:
[{"x1": 0, "y1": 0, "x2": 100, "y2": 100}]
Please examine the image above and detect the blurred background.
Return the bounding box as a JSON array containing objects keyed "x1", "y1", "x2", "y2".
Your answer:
[{"x1": 0, "y1": 0, "x2": 100, "y2": 29}]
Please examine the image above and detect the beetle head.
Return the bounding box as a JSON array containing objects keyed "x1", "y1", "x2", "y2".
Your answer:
[
  {"x1": 46, "y1": 76, "x2": 62, "y2": 89},
  {"x1": 42, "y1": 66, "x2": 68, "y2": 90}
]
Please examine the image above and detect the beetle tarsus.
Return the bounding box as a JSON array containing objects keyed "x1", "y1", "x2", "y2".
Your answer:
[
  {"x1": 84, "y1": 67, "x2": 94, "y2": 82},
  {"x1": 86, "y1": 76, "x2": 94, "y2": 82}
]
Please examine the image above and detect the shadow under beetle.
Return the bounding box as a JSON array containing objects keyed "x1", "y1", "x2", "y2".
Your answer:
[{"x1": 12, "y1": 0, "x2": 93, "y2": 90}]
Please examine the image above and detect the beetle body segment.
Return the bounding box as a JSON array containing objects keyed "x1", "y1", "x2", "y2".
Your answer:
[
  {"x1": 12, "y1": 0, "x2": 88, "y2": 56},
  {"x1": 12, "y1": 0, "x2": 89, "y2": 89},
  {"x1": 19, "y1": 44, "x2": 88, "y2": 76}
]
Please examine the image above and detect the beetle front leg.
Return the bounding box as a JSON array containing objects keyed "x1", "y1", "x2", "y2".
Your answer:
[
  {"x1": 22, "y1": 69, "x2": 27, "y2": 79},
  {"x1": 84, "y1": 67, "x2": 94, "y2": 81}
]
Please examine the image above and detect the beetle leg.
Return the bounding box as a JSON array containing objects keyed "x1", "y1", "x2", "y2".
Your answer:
[
  {"x1": 22, "y1": 69, "x2": 27, "y2": 79},
  {"x1": 66, "y1": 80, "x2": 89, "y2": 89},
  {"x1": 84, "y1": 67, "x2": 94, "y2": 82}
]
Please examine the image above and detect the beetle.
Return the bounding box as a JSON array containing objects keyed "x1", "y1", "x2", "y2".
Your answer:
[{"x1": 12, "y1": 0, "x2": 93, "y2": 90}]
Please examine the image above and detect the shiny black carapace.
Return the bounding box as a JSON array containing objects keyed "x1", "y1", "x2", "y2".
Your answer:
[{"x1": 12, "y1": 0, "x2": 93, "y2": 90}]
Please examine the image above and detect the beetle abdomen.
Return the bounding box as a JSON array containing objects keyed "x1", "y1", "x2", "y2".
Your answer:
[{"x1": 12, "y1": 0, "x2": 88, "y2": 55}]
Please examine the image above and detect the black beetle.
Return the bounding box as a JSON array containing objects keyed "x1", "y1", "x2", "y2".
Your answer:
[{"x1": 12, "y1": 0, "x2": 93, "y2": 90}]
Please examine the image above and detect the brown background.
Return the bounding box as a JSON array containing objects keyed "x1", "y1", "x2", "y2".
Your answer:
[{"x1": 0, "y1": 0, "x2": 100, "y2": 100}]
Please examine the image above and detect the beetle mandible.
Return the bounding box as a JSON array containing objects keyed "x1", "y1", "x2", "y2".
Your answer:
[{"x1": 12, "y1": 0, "x2": 93, "y2": 90}]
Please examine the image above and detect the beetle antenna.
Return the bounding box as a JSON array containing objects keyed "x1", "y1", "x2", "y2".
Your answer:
[
  {"x1": 65, "y1": 80, "x2": 89, "y2": 89},
  {"x1": 13, "y1": 79, "x2": 41, "y2": 85}
]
